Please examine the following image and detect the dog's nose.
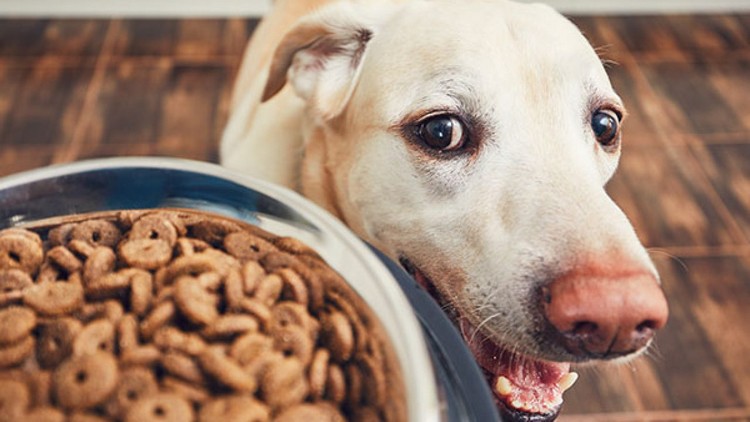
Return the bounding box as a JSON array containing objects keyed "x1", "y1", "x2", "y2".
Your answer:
[{"x1": 542, "y1": 268, "x2": 668, "y2": 358}]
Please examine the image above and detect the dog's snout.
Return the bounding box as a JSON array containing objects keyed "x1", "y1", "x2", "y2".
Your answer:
[{"x1": 542, "y1": 267, "x2": 669, "y2": 359}]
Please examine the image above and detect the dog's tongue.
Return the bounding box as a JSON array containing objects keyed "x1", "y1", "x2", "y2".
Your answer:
[{"x1": 459, "y1": 320, "x2": 577, "y2": 416}]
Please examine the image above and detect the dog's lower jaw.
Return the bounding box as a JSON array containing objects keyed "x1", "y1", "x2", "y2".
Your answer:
[{"x1": 398, "y1": 257, "x2": 576, "y2": 422}]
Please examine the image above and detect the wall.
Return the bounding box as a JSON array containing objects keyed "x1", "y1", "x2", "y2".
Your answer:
[{"x1": 1, "y1": 0, "x2": 750, "y2": 17}]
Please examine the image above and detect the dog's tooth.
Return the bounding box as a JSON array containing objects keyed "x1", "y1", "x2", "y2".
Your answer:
[
  {"x1": 511, "y1": 399, "x2": 524, "y2": 409},
  {"x1": 558, "y1": 372, "x2": 579, "y2": 393},
  {"x1": 552, "y1": 395, "x2": 564, "y2": 407},
  {"x1": 495, "y1": 376, "x2": 513, "y2": 396}
]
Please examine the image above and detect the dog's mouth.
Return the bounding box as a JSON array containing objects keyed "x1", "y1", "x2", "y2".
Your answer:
[{"x1": 399, "y1": 257, "x2": 578, "y2": 422}]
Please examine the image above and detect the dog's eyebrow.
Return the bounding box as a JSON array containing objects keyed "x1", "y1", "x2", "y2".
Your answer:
[{"x1": 426, "y1": 74, "x2": 485, "y2": 116}]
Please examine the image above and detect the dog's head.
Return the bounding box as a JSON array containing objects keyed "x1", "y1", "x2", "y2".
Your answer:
[{"x1": 263, "y1": 0, "x2": 668, "y2": 419}]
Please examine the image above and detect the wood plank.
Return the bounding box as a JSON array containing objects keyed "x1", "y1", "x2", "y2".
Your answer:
[
  {"x1": 640, "y1": 61, "x2": 748, "y2": 136},
  {"x1": 0, "y1": 145, "x2": 56, "y2": 178},
  {"x1": 0, "y1": 59, "x2": 94, "y2": 149},
  {"x1": 705, "y1": 59, "x2": 750, "y2": 135},
  {"x1": 110, "y1": 19, "x2": 256, "y2": 59},
  {"x1": 72, "y1": 60, "x2": 231, "y2": 163},
  {"x1": 690, "y1": 143, "x2": 750, "y2": 243},
  {"x1": 606, "y1": 144, "x2": 742, "y2": 247},
  {"x1": 672, "y1": 254, "x2": 750, "y2": 405},
  {"x1": 0, "y1": 19, "x2": 108, "y2": 57}
]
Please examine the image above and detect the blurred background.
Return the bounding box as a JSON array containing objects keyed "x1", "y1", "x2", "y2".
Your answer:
[{"x1": 0, "y1": 1, "x2": 749, "y2": 421}]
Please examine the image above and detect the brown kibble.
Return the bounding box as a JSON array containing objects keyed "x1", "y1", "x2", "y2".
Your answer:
[
  {"x1": 161, "y1": 254, "x2": 217, "y2": 286},
  {"x1": 174, "y1": 276, "x2": 219, "y2": 326},
  {"x1": 346, "y1": 364, "x2": 363, "y2": 407},
  {"x1": 272, "y1": 236, "x2": 320, "y2": 259},
  {"x1": 160, "y1": 376, "x2": 210, "y2": 404},
  {"x1": 223, "y1": 230, "x2": 277, "y2": 261},
  {"x1": 153, "y1": 327, "x2": 206, "y2": 356},
  {"x1": 174, "y1": 237, "x2": 211, "y2": 257},
  {"x1": 359, "y1": 355, "x2": 387, "y2": 407},
  {"x1": 120, "y1": 345, "x2": 161, "y2": 367},
  {"x1": 130, "y1": 214, "x2": 179, "y2": 247},
  {"x1": 321, "y1": 310, "x2": 354, "y2": 362},
  {"x1": 130, "y1": 269, "x2": 154, "y2": 316},
  {"x1": 117, "y1": 314, "x2": 139, "y2": 351},
  {"x1": 119, "y1": 238, "x2": 173, "y2": 270},
  {"x1": 106, "y1": 366, "x2": 158, "y2": 419},
  {"x1": 230, "y1": 332, "x2": 274, "y2": 367},
  {"x1": 0, "y1": 336, "x2": 35, "y2": 367},
  {"x1": 272, "y1": 325, "x2": 314, "y2": 365},
  {"x1": 24, "y1": 406, "x2": 66, "y2": 422},
  {"x1": 199, "y1": 395, "x2": 270, "y2": 422},
  {"x1": 124, "y1": 393, "x2": 194, "y2": 422},
  {"x1": 47, "y1": 224, "x2": 75, "y2": 247},
  {"x1": 0, "y1": 233, "x2": 44, "y2": 275},
  {"x1": 253, "y1": 273, "x2": 283, "y2": 306},
  {"x1": 275, "y1": 402, "x2": 346, "y2": 422},
  {"x1": 239, "y1": 298, "x2": 272, "y2": 329},
  {"x1": 270, "y1": 302, "x2": 317, "y2": 339},
  {"x1": 325, "y1": 364, "x2": 346, "y2": 404},
  {"x1": 24, "y1": 282, "x2": 84, "y2": 316},
  {"x1": 70, "y1": 412, "x2": 108, "y2": 422},
  {"x1": 224, "y1": 268, "x2": 244, "y2": 311},
  {"x1": 199, "y1": 345, "x2": 257, "y2": 393},
  {"x1": 75, "y1": 300, "x2": 124, "y2": 324},
  {"x1": 241, "y1": 260, "x2": 266, "y2": 294},
  {"x1": 73, "y1": 319, "x2": 115, "y2": 356},
  {"x1": 160, "y1": 351, "x2": 205, "y2": 384},
  {"x1": 277, "y1": 268, "x2": 309, "y2": 306},
  {"x1": 85, "y1": 272, "x2": 130, "y2": 299},
  {"x1": 36, "y1": 264, "x2": 83, "y2": 286},
  {"x1": 0, "y1": 228, "x2": 42, "y2": 246},
  {"x1": 0, "y1": 379, "x2": 30, "y2": 420},
  {"x1": 53, "y1": 351, "x2": 119, "y2": 410},
  {"x1": 70, "y1": 220, "x2": 121, "y2": 248},
  {"x1": 0, "y1": 306, "x2": 36, "y2": 345},
  {"x1": 140, "y1": 301, "x2": 175, "y2": 340},
  {"x1": 261, "y1": 357, "x2": 308, "y2": 409},
  {"x1": 47, "y1": 246, "x2": 82, "y2": 274},
  {"x1": 201, "y1": 314, "x2": 259, "y2": 341},
  {"x1": 309, "y1": 349, "x2": 330, "y2": 400},
  {"x1": 352, "y1": 406, "x2": 381, "y2": 422},
  {"x1": 37, "y1": 318, "x2": 82, "y2": 369},
  {"x1": 191, "y1": 218, "x2": 241, "y2": 246},
  {"x1": 27, "y1": 370, "x2": 53, "y2": 407},
  {"x1": 0, "y1": 268, "x2": 33, "y2": 295},
  {"x1": 82, "y1": 246, "x2": 116, "y2": 284},
  {"x1": 67, "y1": 239, "x2": 95, "y2": 258}
]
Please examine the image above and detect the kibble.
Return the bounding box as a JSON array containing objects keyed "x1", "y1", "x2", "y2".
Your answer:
[{"x1": 0, "y1": 209, "x2": 404, "y2": 421}]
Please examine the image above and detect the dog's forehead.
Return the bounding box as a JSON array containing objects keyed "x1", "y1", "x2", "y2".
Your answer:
[{"x1": 357, "y1": 0, "x2": 613, "y2": 115}]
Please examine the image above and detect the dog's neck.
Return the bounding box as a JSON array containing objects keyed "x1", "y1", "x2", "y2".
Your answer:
[{"x1": 300, "y1": 125, "x2": 350, "y2": 226}]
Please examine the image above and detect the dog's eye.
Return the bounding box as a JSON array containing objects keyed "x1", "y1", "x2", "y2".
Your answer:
[
  {"x1": 591, "y1": 109, "x2": 621, "y2": 147},
  {"x1": 417, "y1": 115, "x2": 467, "y2": 151}
]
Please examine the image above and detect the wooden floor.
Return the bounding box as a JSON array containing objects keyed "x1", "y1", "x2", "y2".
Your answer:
[{"x1": 0, "y1": 15, "x2": 749, "y2": 422}]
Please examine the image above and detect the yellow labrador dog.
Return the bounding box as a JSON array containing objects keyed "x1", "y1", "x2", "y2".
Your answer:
[{"x1": 221, "y1": 0, "x2": 669, "y2": 420}]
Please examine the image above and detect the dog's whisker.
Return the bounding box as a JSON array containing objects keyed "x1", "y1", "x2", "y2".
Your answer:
[
  {"x1": 642, "y1": 338, "x2": 665, "y2": 362},
  {"x1": 647, "y1": 248, "x2": 690, "y2": 274},
  {"x1": 469, "y1": 312, "x2": 503, "y2": 345}
]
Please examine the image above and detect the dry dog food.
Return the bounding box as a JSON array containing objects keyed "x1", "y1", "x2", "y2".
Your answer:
[{"x1": 0, "y1": 209, "x2": 405, "y2": 421}]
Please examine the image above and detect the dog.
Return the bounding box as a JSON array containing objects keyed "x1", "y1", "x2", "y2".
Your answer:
[{"x1": 221, "y1": 0, "x2": 669, "y2": 420}]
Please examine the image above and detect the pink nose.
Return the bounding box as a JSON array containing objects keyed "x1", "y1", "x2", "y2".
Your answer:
[{"x1": 542, "y1": 267, "x2": 669, "y2": 358}]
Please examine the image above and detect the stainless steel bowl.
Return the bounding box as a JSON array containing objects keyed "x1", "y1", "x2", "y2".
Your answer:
[{"x1": 0, "y1": 157, "x2": 442, "y2": 421}]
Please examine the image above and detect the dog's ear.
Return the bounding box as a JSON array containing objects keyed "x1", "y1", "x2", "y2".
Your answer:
[{"x1": 261, "y1": 4, "x2": 383, "y2": 120}]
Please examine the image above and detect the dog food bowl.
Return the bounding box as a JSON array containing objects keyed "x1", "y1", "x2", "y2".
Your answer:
[{"x1": 0, "y1": 157, "x2": 500, "y2": 421}]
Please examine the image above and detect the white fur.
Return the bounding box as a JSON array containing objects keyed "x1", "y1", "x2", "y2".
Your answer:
[{"x1": 221, "y1": 0, "x2": 658, "y2": 362}]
